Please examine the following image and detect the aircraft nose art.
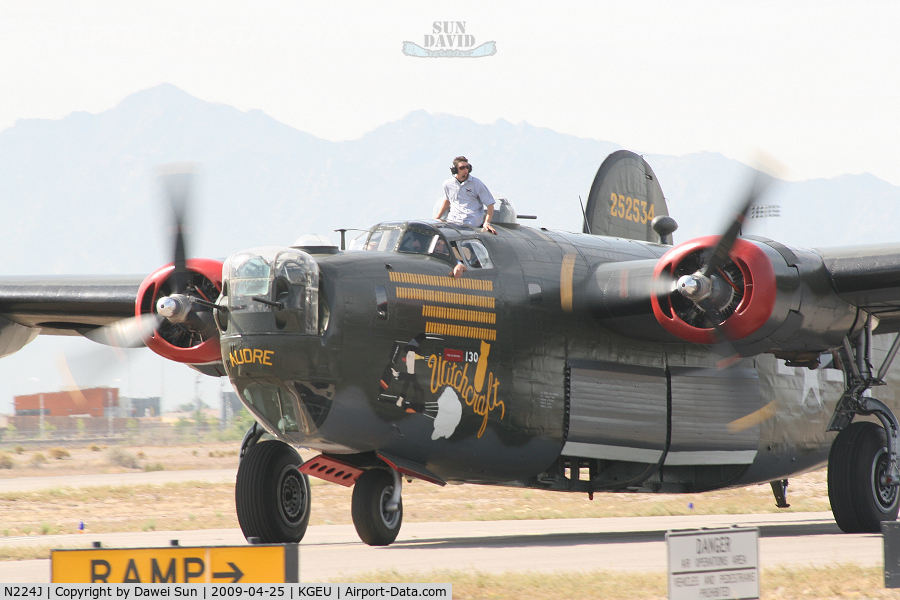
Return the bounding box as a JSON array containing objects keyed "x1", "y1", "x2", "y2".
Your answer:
[{"x1": 380, "y1": 270, "x2": 505, "y2": 441}]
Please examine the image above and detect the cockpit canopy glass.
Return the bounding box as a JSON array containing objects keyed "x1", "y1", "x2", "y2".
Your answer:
[
  {"x1": 358, "y1": 223, "x2": 453, "y2": 261},
  {"x1": 366, "y1": 227, "x2": 402, "y2": 252}
]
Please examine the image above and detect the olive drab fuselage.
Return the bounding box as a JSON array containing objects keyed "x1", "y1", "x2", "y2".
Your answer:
[{"x1": 219, "y1": 219, "x2": 847, "y2": 494}]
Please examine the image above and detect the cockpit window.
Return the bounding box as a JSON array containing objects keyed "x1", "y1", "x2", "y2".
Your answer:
[
  {"x1": 398, "y1": 230, "x2": 432, "y2": 254},
  {"x1": 358, "y1": 223, "x2": 455, "y2": 263},
  {"x1": 397, "y1": 229, "x2": 455, "y2": 261},
  {"x1": 432, "y1": 237, "x2": 451, "y2": 257},
  {"x1": 455, "y1": 240, "x2": 494, "y2": 269},
  {"x1": 365, "y1": 228, "x2": 402, "y2": 252},
  {"x1": 347, "y1": 231, "x2": 368, "y2": 251}
]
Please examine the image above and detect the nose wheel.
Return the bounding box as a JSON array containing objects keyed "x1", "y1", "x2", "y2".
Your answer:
[{"x1": 351, "y1": 469, "x2": 403, "y2": 546}]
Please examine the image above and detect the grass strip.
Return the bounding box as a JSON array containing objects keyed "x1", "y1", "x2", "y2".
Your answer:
[
  {"x1": 0, "y1": 471, "x2": 833, "y2": 541},
  {"x1": 335, "y1": 564, "x2": 893, "y2": 599}
]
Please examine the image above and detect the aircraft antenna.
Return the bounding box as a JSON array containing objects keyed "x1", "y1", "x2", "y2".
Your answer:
[{"x1": 579, "y1": 196, "x2": 591, "y2": 235}]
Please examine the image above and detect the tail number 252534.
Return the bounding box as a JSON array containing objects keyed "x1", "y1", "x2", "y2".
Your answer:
[{"x1": 610, "y1": 192, "x2": 655, "y2": 224}]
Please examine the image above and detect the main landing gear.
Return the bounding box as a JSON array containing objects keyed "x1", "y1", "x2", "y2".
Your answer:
[
  {"x1": 234, "y1": 424, "x2": 405, "y2": 546},
  {"x1": 827, "y1": 319, "x2": 900, "y2": 533},
  {"x1": 235, "y1": 426, "x2": 311, "y2": 543}
]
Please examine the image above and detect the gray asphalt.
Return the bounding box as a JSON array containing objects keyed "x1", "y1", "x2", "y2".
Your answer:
[{"x1": 0, "y1": 511, "x2": 883, "y2": 583}]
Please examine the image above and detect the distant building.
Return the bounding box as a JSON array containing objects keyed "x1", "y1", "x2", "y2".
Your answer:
[
  {"x1": 14, "y1": 388, "x2": 118, "y2": 417},
  {"x1": 127, "y1": 396, "x2": 161, "y2": 418}
]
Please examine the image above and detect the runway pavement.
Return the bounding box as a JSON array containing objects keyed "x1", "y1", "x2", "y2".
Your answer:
[{"x1": 0, "y1": 511, "x2": 883, "y2": 583}]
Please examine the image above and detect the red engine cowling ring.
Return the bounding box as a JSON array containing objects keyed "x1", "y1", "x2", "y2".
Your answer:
[
  {"x1": 135, "y1": 257, "x2": 224, "y2": 364},
  {"x1": 651, "y1": 236, "x2": 777, "y2": 345}
]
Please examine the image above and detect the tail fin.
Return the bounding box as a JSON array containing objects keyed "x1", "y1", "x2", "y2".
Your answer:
[{"x1": 583, "y1": 150, "x2": 671, "y2": 243}]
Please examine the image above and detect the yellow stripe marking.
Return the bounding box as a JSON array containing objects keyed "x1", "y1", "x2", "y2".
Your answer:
[
  {"x1": 727, "y1": 401, "x2": 776, "y2": 433},
  {"x1": 389, "y1": 271, "x2": 492, "y2": 291},
  {"x1": 422, "y1": 304, "x2": 496, "y2": 324},
  {"x1": 396, "y1": 287, "x2": 495, "y2": 309},
  {"x1": 560, "y1": 252, "x2": 576, "y2": 313},
  {"x1": 426, "y1": 322, "x2": 497, "y2": 341}
]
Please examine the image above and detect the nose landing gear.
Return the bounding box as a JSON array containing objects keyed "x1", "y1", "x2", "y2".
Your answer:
[{"x1": 351, "y1": 468, "x2": 404, "y2": 546}]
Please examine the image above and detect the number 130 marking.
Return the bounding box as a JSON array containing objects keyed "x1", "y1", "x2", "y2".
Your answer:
[{"x1": 610, "y1": 192, "x2": 655, "y2": 224}]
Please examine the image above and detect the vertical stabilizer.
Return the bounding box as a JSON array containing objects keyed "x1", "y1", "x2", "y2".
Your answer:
[{"x1": 583, "y1": 150, "x2": 670, "y2": 243}]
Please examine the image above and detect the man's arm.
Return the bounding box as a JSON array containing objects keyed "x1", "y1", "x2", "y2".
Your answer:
[
  {"x1": 482, "y1": 203, "x2": 496, "y2": 234},
  {"x1": 450, "y1": 262, "x2": 468, "y2": 278},
  {"x1": 435, "y1": 198, "x2": 450, "y2": 220}
]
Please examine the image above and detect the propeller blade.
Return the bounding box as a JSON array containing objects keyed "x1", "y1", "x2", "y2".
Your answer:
[
  {"x1": 55, "y1": 343, "x2": 133, "y2": 406},
  {"x1": 701, "y1": 167, "x2": 774, "y2": 279},
  {"x1": 687, "y1": 156, "x2": 782, "y2": 368},
  {"x1": 698, "y1": 296, "x2": 744, "y2": 366},
  {"x1": 159, "y1": 163, "x2": 197, "y2": 294},
  {"x1": 653, "y1": 270, "x2": 677, "y2": 296},
  {"x1": 83, "y1": 313, "x2": 163, "y2": 349}
]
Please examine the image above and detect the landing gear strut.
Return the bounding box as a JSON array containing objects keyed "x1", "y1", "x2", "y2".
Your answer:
[
  {"x1": 827, "y1": 319, "x2": 900, "y2": 532},
  {"x1": 770, "y1": 479, "x2": 790, "y2": 508},
  {"x1": 351, "y1": 469, "x2": 403, "y2": 546}
]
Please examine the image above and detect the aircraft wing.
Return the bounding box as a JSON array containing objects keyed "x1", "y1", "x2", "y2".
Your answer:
[
  {"x1": 0, "y1": 275, "x2": 141, "y2": 337},
  {"x1": 822, "y1": 243, "x2": 900, "y2": 334},
  {"x1": 0, "y1": 258, "x2": 223, "y2": 366}
]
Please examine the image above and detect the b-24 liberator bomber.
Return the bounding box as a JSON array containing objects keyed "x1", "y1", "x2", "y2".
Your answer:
[{"x1": 2, "y1": 150, "x2": 900, "y2": 546}]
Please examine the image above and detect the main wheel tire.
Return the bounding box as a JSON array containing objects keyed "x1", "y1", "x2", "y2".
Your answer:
[
  {"x1": 235, "y1": 440, "x2": 311, "y2": 543},
  {"x1": 351, "y1": 469, "x2": 403, "y2": 546},
  {"x1": 828, "y1": 421, "x2": 900, "y2": 533}
]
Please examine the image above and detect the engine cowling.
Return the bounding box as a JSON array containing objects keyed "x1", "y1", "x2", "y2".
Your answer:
[
  {"x1": 650, "y1": 236, "x2": 862, "y2": 357},
  {"x1": 135, "y1": 257, "x2": 224, "y2": 364},
  {"x1": 652, "y1": 236, "x2": 777, "y2": 345}
]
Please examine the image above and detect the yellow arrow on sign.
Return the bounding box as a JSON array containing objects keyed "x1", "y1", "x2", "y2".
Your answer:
[{"x1": 51, "y1": 545, "x2": 298, "y2": 583}]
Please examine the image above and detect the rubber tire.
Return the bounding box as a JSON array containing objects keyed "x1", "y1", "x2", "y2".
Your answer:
[
  {"x1": 351, "y1": 469, "x2": 403, "y2": 546},
  {"x1": 828, "y1": 421, "x2": 900, "y2": 533},
  {"x1": 235, "y1": 440, "x2": 311, "y2": 543}
]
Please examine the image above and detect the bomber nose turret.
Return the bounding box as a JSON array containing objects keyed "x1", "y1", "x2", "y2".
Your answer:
[{"x1": 218, "y1": 246, "x2": 335, "y2": 444}]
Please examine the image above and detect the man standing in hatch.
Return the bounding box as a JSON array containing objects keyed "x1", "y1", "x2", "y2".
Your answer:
[{"x1": 436, "y1": 156, "x2": 497, "y2": 235}]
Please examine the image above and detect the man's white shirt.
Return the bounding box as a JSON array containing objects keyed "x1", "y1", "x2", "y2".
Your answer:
[{"x1": 443, "y1": 175, "x2": 495, "y2": 226}]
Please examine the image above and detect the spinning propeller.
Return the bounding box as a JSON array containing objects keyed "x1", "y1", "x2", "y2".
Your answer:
[
  {"x1": 675, "y1": 170, "x2": 772, "y2": 357},
  {"x1": 84, "y1": 164, "x2": 221, "y2": 354},
  {"x1": 651, "y1": 162, "x2": 778, "y2": 365}
]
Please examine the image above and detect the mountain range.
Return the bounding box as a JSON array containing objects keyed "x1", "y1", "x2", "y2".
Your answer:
[
  {"x1": 2, "y1": 83, "x2": 897, "y2": 278},
  {"x1": 0, "y1": 83, "x2": 897, "y2": 411}
]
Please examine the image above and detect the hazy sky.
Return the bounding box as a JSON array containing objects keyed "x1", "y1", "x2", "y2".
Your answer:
[
  {"x1": 1, "y1": 1, "x2": 898, "y2": 185},
  {"x1": 0, "y1": 1, "x2": 897, "y2": 411}
]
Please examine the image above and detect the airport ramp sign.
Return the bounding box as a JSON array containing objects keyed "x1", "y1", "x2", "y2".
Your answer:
[{"x1": 51, "y1": 545, "x2": 298, "y2": 583}]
